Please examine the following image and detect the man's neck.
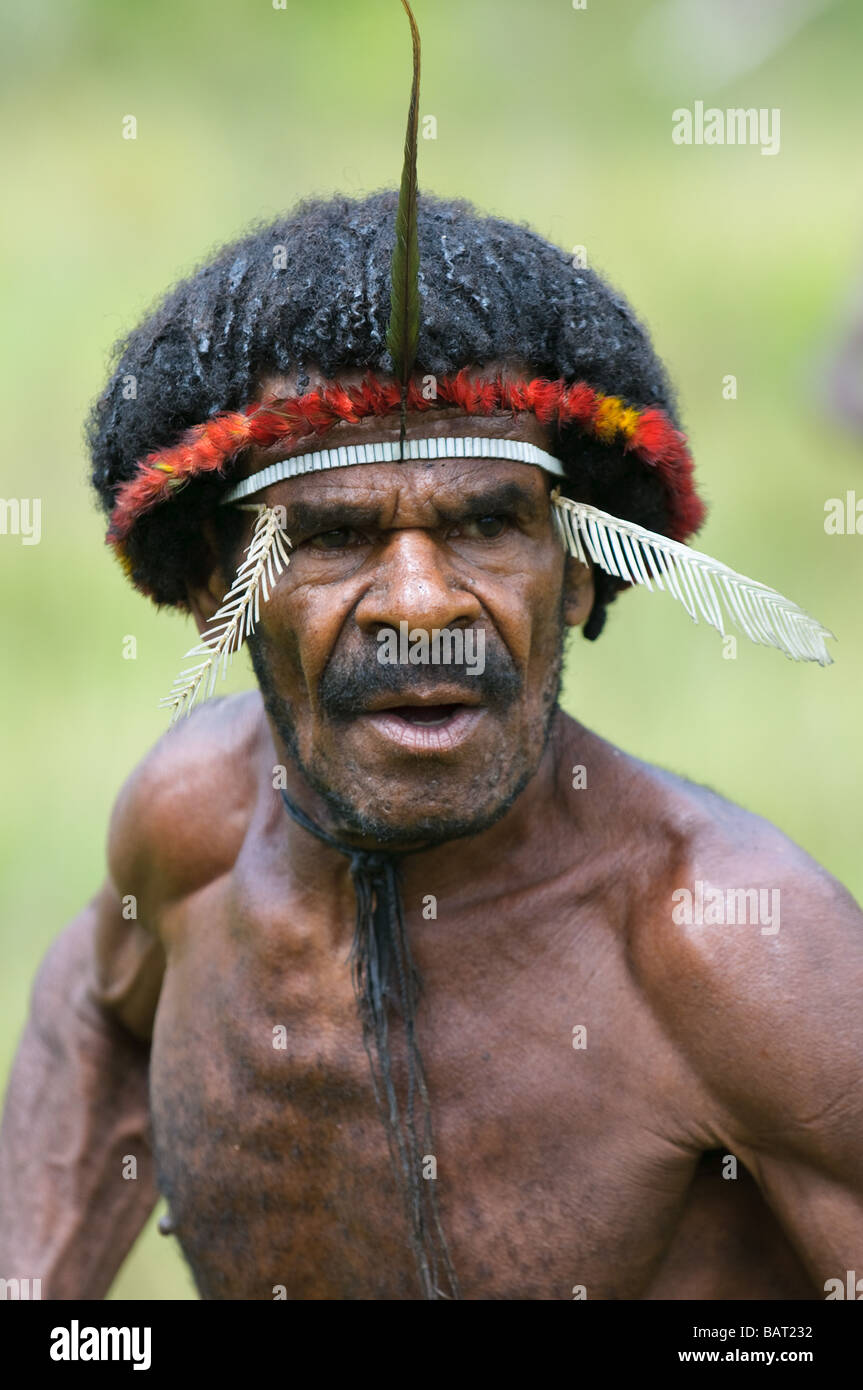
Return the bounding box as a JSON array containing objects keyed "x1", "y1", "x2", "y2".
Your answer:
[{"x1": 262, "y1": 706, "x2": 594, "y2": 909}]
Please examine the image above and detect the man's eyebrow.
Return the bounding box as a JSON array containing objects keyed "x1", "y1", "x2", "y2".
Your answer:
[
  {"x1": 433, "y1": 481, "x2": 543, "y2": 522},
  {"x1": 283, "y1": 499, "x2": 383, "y2": 534},
  {"x1": 281, "y1": 480, "x2": 545, "y2": 534}
]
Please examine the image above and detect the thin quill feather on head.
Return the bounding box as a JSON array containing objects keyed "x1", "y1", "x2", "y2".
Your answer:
[
  {"x1": 386, "y1": 0, "x2": 422, "y2": 456},
  {"x1": 160, "y1": 505, "x2": 292, "y2": 722},
  {"x1": 551, "y1": 491, "x2": 834, "y2": 664}
]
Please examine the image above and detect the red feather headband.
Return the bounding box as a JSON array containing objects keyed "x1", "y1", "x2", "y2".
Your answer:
[{"x1": 107, "y1": 369, "x2": 705, "y2": 570}]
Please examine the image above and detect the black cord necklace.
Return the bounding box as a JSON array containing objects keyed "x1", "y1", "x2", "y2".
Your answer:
[{"x1": 279, "y1": 788, "x2": 460, "y2": 1300}]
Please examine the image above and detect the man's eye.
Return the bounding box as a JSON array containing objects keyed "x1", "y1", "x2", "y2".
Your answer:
[
  {"x1": 309, "y1": 528, "x2": 357, "y2": 550},
  {"x1": 464, "y1": 515, "x2": 507, "y2": 539}
]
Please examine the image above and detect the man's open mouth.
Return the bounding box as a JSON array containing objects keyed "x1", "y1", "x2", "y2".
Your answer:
[
  {"x1": 383, "y1": 703, "x2": 468, "y2": 727},
  {"x1": 356, "y1": 694, "x2": 484, "y2": 751}
]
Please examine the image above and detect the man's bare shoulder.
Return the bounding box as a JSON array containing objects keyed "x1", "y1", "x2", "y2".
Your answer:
[
  {"x1": 646, "y1": 755, "x2": 854, "y2": 907},
  {"x1": 107, "y1": 691, "x2": 269, "y2": 916},
  {"x1": 567, "y1": 722, "x2": 843, "y2": 897},
  {"x1": 614, "y1": 748, "x2": 863, "y2": 1142},
  {"x1": 618, "y1": 749, "x2": 861, "y2": 972}
]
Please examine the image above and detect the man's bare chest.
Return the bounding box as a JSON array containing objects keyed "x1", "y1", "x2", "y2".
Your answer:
[{"x1": 147, "y1": 885, "x2": 811, "y2": 1300}]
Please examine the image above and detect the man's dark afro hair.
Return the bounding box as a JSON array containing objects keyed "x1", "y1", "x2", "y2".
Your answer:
[{"x1": 87, "y1": 190, "x2": 687, "y2": 640}]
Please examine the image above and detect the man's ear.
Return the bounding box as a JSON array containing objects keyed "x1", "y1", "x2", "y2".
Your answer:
[
  {"x1": 185, "y1": 518, "x2": 230, "y2": 636},
  {"x1": 562, "y1": 555, "x2": 595, "y2": 629}
]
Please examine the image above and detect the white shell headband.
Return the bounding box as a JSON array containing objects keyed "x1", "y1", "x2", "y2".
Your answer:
[{"x1": 158, "y1": 433, "x2": 835, "y2": 722}]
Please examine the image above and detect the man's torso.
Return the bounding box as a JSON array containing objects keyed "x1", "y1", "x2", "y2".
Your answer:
[{"x1": 132, "y1": 694, "x2": 817, "y2": 1299}]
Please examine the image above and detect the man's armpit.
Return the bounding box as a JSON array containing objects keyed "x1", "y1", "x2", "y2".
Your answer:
[{"x1": 91, "y1": 879, "x2": 165, "y2": 1042}]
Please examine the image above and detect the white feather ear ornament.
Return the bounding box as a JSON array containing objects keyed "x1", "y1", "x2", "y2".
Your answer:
[
  {"x1": 550, "y1": 488, "x2": 834, "y2": 666},
  {"x1": 161, "y1": 504, "x2": 292, "y2": 723}
]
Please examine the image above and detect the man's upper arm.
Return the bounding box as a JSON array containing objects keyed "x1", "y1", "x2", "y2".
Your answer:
[
  {"x1": 645, "y1": 829, "x2": 863, "y2": 1290},
  {"x1": 90, "y1": 750, "x2": 170, "y2": 1041},
  {"x1": 92, "y1": 692, "x2": 260, "y2": 1038}
]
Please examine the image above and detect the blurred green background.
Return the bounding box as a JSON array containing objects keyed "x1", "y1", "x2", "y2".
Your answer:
[{"x1": 1, "y1": 0, "x2": 862, "y2": 1300}]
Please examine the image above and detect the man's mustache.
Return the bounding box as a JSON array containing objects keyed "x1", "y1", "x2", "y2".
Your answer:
[{"x1": 318, "y1": 631, "x2": 522, "y2": 720}]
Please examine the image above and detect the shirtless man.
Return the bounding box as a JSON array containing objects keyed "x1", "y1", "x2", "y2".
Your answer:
[{"x1": 1, "y1": 193, "x2": 861, "y2": 1301}]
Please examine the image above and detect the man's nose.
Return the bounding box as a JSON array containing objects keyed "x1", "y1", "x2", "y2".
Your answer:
[{"x1": 354, "y1": 530, "x2": 483, "y2": 634}]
